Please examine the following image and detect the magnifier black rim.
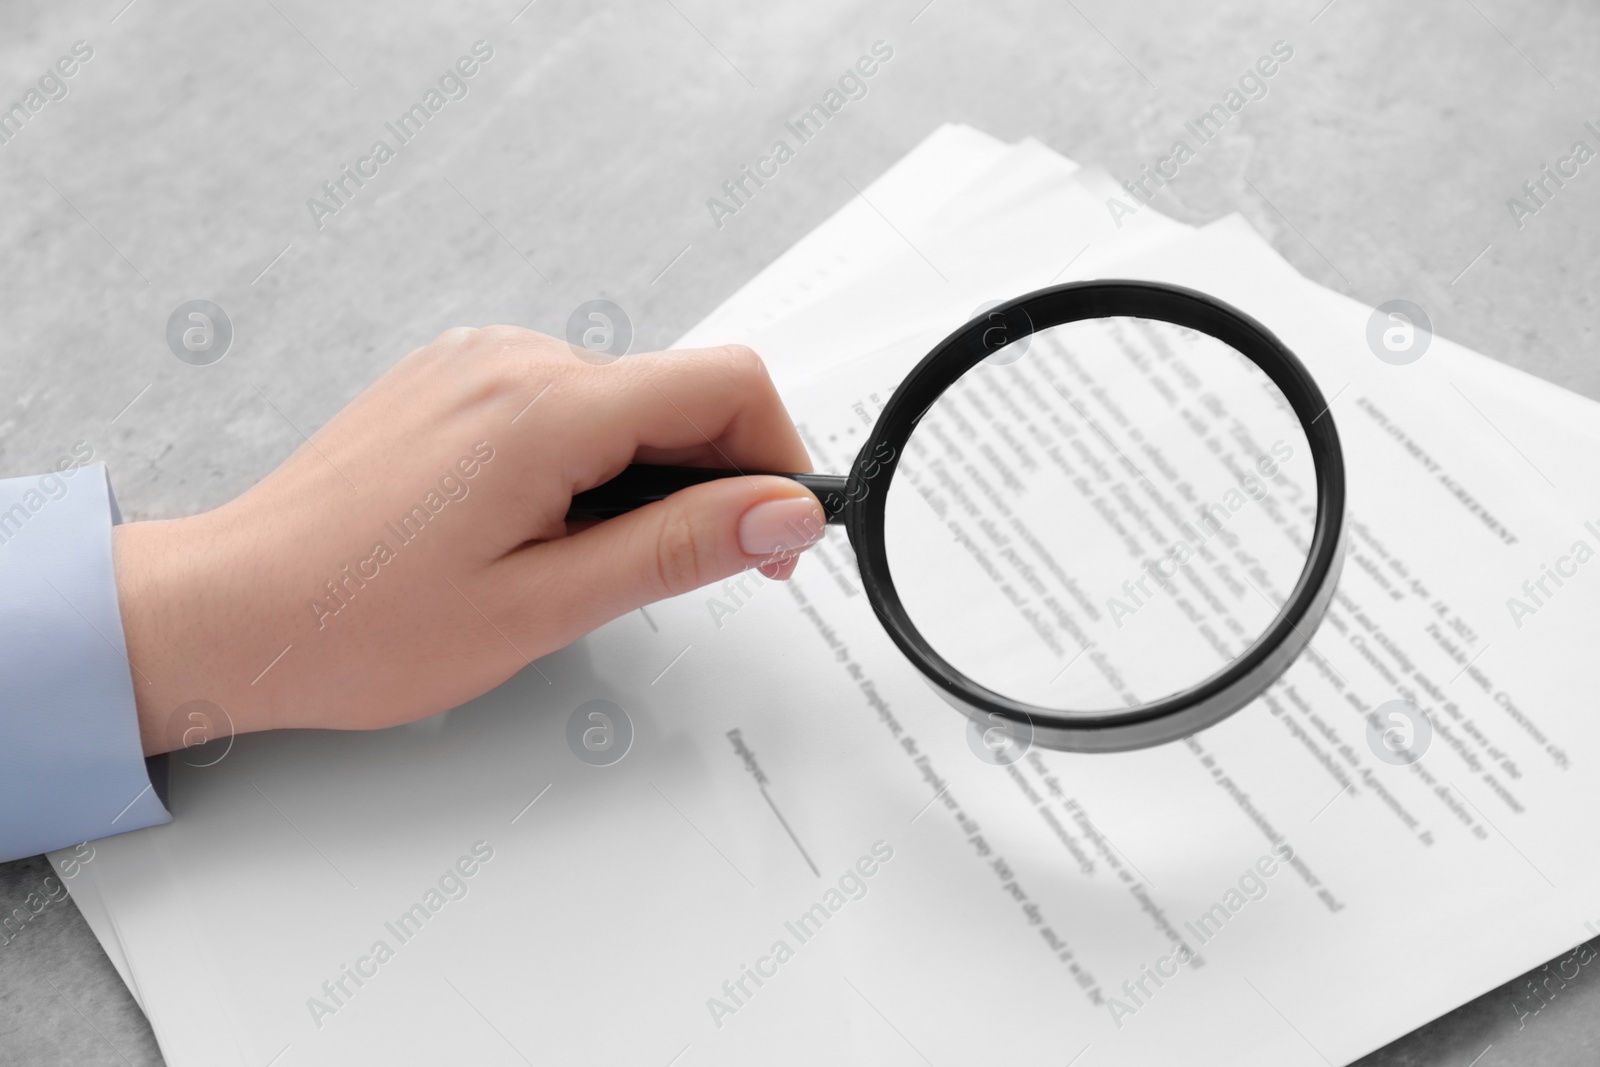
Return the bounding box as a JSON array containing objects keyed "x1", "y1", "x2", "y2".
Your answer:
[{"x1": 842, "y1": 279, "x2": 1346, "y2": 740}]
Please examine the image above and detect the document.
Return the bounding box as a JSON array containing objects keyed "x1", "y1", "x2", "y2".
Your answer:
[
  {"x1": 686, "y1": 141, "x2": 1191, "y2": 391},
  {"x1": 757, "y1": 239, "x2": 1600, "y2": 1064},
  {"x1": 681, "y1": 123, "x2": 1019, "y2": 347},
  {"x1": 57, "y1": 129, "x2": 1600, "y2": 1066}
]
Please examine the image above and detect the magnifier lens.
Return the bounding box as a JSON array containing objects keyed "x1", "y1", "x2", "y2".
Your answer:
[{"x1": 884, "y1": 315, "x2": 1317, "y2": 715}]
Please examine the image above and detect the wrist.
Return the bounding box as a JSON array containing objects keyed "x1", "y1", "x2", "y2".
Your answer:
[{"x1": 113, "y1": 509, "x2": 273, "y2": 755}]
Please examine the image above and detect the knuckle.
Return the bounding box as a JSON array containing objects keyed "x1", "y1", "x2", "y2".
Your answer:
[
  {"x1": 430, "y1": 326, "x2": 479, "y2": 350},
  {"x1": 414, "y1": 326, "x2": 573, "y2": 416},
  {"x1": 652, "y1": 507, "x2": 712, "y2": 595},
  {"x1": 476, "y1": 330, "x2": 567, "y2": 401},
  {"x1": 479, "y1": 323, "x2": 543, "y2": 347}
]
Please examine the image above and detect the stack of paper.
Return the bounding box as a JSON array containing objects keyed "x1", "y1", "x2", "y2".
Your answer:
[{"x1": 57, "y1": 126, "x2": 1600, "y2": 1066}]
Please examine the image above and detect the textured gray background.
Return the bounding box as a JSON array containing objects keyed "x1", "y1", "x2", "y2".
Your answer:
[{"x1": 1, "y1": 0, "x2": 1598, "y2": 1063}]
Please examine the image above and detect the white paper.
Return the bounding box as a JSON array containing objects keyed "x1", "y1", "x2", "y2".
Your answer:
[
  {"x1": 679, "y1": 124, "x2": 1019, "y2": 349},
  {"x1": 59, "y1": 215, "x2": 1600, "y2": 1067},
  {"x1": 56, "y1": 129, "x2": 1600, "y2": 1066}
]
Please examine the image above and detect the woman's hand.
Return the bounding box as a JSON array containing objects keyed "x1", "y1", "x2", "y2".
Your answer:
[{"x1": 113, "y1": 328, "x2": 826, "y2": 753}]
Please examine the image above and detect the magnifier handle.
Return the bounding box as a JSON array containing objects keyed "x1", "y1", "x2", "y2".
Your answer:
[{"x1": 567, "y1": 465, "x2": 850, "y2": 524}]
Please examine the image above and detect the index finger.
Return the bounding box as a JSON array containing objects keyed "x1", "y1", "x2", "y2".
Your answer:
[{"x1": 568, "y1": 343, "x2": 814, "y2": 491}]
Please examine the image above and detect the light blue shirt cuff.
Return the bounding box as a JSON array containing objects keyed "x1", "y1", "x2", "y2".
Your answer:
[{"x1": 0, "y1": 461, "x2": 171, "y2": 863}]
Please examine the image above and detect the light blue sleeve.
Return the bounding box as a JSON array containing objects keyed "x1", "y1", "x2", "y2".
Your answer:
[{"x1": 0, "y1": 461, "x2": 171, "y2": 863}]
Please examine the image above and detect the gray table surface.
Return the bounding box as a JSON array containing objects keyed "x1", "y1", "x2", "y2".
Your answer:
[{"x1": 1, "y1": 0, "x2": 1597, "y2": 1063}]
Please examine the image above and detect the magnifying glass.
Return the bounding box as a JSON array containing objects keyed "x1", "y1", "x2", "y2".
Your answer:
[{"x1": 568, "y1": 280, "x2": 1346, "y2": 755}]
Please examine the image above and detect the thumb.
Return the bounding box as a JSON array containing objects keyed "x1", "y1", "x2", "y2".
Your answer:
[{"x1": 526, "y1": 475, "x2": 827, "y2": 631}]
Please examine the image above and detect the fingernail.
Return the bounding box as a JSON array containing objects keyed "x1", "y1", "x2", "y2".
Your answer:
[
  {"x1": 738, "y1": 496, "x2": 826, "y2": 558},
  {"x1": 758, "y1": 554, "x2": 800, "y2": 581}
]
